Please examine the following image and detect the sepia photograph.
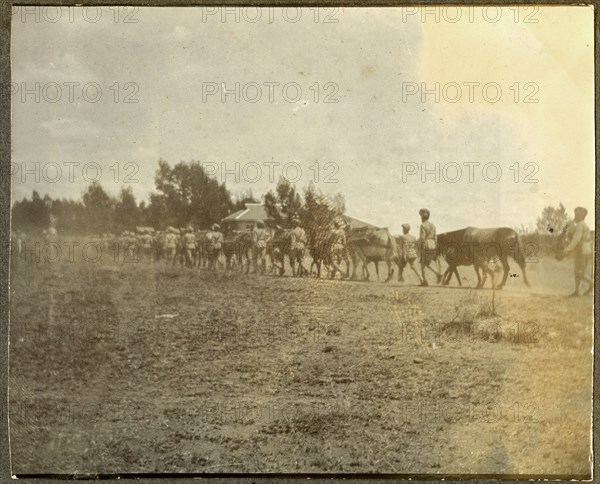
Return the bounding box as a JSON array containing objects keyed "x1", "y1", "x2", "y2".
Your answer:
[{"x1": 7, "y1": 5, "x2": 595, "y2": 478}]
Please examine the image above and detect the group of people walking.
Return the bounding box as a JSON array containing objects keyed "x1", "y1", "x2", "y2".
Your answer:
[
  {"x1": 118, "y1": 208, "x2": 447, "y2": 286},
  {"x1": 121, "y1": 222, "x2": 270, "y2": 273},
  {"x1": 10, "y1": 206, "x2": 593, "y2": 296}
]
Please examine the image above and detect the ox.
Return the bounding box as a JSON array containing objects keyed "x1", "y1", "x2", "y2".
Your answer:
[
  {"x1": 438, "y1": 227, "x2": 530, "y2": 289},
  {"x1": 222, "y1": 230, "x2": 254, "y2": 273},
  {"x1": 307, "y1": 228, "x2": 350, "y2": 279},
  {"x1": 347, "y1": 227, "x2": 399, "y2": 281},
  {"x1": 267, "y1": 227, "x2": 292, "y2": 276}
]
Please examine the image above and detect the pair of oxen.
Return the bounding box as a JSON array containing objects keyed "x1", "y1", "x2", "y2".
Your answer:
[{"x1": 259, "y1": 225, "x2": 536, "y2": 289}]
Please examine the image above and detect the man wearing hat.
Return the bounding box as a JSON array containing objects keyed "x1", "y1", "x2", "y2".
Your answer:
[
  {"x1": 205, "y1": 223, "x2": 224, "y2": 271},
  {"x1": 252, "y1": 221, "x2": 270, "y2": 274},
  {"x1": 400, "y1": 223, "x2": 425, "y2": 285},
  {"x1": 418, "y1": 208, "x2": 442, "y2": 286},
  {"x1": 290, "y1": 216, "x2": 308, "y2": 276},
  {"x1": 562, "y1": 206, "x2": 593, "y2": 297}
]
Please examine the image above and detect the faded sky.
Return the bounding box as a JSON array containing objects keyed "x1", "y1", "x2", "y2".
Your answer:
[{"x1": 11, "y1": 6, "x2": 595, "y2": 233}]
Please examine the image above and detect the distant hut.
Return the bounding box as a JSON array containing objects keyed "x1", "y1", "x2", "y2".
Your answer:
[{"x1": 221, "y1": 203, "x2": 272, "y2": 233}]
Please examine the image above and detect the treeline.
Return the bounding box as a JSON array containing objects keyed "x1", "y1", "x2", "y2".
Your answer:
[
  {"x1": 11, "y1": 156, "x2": 577, "y2": 247},
  {"x1": 11, "y1": 159, "x2": 346, "y2": 236},
  {"x1": 11, "y1": 160, "x2": 257, "y2": 236}
]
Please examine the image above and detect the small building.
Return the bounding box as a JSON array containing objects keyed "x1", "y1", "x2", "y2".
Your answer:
[
  {"x1": 221, "y1": 203, "x2": 271, "y2": 232},
  {"x1": 222, "y1": 204, "x2": 380, "y2": 233}
]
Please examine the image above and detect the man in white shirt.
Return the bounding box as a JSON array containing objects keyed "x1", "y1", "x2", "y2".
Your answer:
[{"x1": 563, "y1": 206, "x2": 593, "y2": 297}]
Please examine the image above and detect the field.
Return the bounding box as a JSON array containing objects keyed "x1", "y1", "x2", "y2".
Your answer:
[{"x1": 8, "y1": 248, "x2": 593, "y2": 477}]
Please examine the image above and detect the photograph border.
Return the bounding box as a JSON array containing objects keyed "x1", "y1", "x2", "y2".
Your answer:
[{"x1": 1, "y1": 1, "x2": 597, "y2": 481}]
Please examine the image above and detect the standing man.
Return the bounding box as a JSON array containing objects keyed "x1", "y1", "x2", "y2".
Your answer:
[
  {"x1": 252, "y1": 221, "x2": 269, "y2": 274},
  {"x1": 418, "y1": 208, "x2": 442, "y2": 286},
  {"x1": 195, "y1": 229, "x2": 205, "y2": 268},
  {"x1": 400, "y1": 223, "x2": 425, "y2": 285},
  {"x1": 205, "y1": 224, "x2": 224, "y2": 271},
  {"x1": 177, "y1": 228, "x2": 187, "y2": 267},
  {"x1": 329, "y1": 219, "x2": 348, "y2": 279},
  {"x1": 183, "y1": 226, "x2": 196, "y2": 268},
  {"x1": 290, "y1": 217, "x2": 308, "y2": 277},
  {"x1": 153, "y1": 230, "x2": 164, "y2": 263},
  {"x1": 140, "y1": 229, "x2": 154, "y2": 263},
  {"x1": 164, "y1": 228, "x2": 178, "y2": 266},
  {"x1": 562, "y1": 207, "x2": 593, "y2": 297}
]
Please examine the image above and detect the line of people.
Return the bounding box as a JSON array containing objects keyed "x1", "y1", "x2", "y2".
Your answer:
[
  {"x1": 114, "y1": 223, "x2": 271, "y2": 273},
  {"x1": 71, "y1": 209, "x2": 446, "y2": 283},
  {"x1": 12, "y1": 205, "x2": 591, "y2": 295}
]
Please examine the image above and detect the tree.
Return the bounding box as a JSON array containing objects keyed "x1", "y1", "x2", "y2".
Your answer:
[
  {"x1": 303, "y1": 182, "x2": 346, "y2": 245},
  {"x1": 82, "y1": 183, "x2": 115, "y2": 234},
  {"x1": 11, "y1": 191, "x2": 51, "y2": 234},
  {"x1": 536, "y1": 203, "x2": 571, "y2": 235},
  {"x1": 51, "y1": 198, "x2": 85, "y2": 235},
  {"x1": 263, "y1": 177, "x2": 303, "y2": 228},
  {"x1": 151, "y1": 159, "x2": 234, "y2": 229},
  {"x1": 138, "y1": 200, "x2": 149, "y2": 226},
  {"x1": 114, "y1": 186, "x2": 140, "y2": 233},
  {"x1": 146, "y1": 192, "x2": 170, "y2": 228}
]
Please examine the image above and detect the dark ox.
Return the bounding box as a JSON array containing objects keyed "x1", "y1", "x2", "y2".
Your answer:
[
  {"x1": 437, "y1": 227, "x2": 530, "y2": 289},
  {"x1": 267, "y1": 227, "x2": 309, "y2": 277},
  {"x1": 307, "y1": 228, "x2": 350, "y2": 279},
  {"x1": 222, "y1": 230, "x2": 254, "y2": 273}
]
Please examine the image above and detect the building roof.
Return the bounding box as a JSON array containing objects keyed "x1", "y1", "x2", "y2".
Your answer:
[
  {"x1": 222, "y1": 204, "x2": 380, "y2": 229},
  {"x1": 222, "y1": 203, "x2": 270, "y2": 223},
  {"x1": 342, "y1": 214, "x2": 380, "y2": 230}
]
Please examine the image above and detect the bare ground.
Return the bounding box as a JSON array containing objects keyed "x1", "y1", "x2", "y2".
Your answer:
[{"x1": 8, "y1": 254, "x2": 593, "y2": 476}]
